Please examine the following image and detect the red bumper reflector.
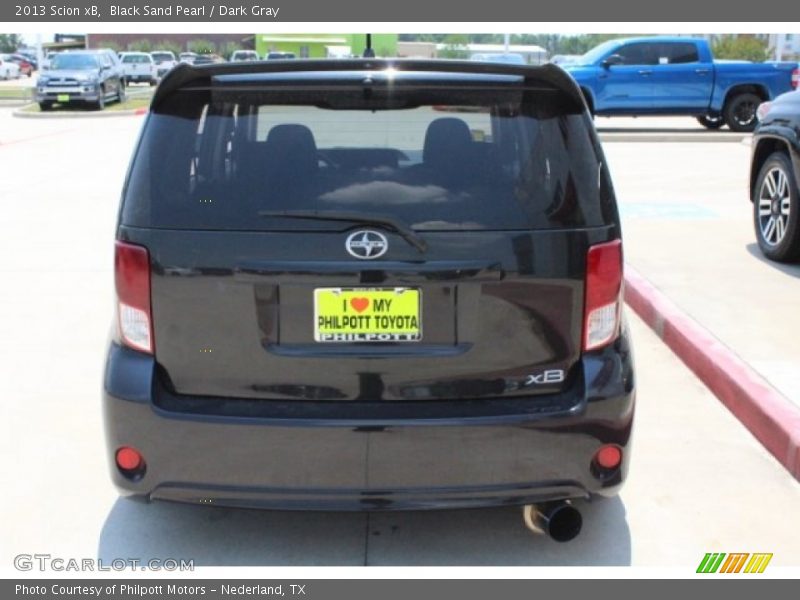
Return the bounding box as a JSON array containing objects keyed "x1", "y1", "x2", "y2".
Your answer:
[
  {"x1": 595, "y1": 445, "x2": 622, "y2": 470},
  {"x1": 115, "y1": 446, "x2": 144, "y2": 471}
]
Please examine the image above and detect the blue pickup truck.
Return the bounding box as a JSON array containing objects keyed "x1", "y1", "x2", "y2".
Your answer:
[{"x1": 563, "y1": 37, "x2": 799, "y2": 131}]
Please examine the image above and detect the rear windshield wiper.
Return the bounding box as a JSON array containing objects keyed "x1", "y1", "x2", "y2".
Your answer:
[{"x1": 258, "y1": 209, "x2": 428, "y2": 253}]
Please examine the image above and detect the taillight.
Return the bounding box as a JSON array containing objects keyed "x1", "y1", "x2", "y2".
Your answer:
[
  {"x1": 792, "y1": 68, "x2": 799, "y2": 90},
  {"x1": 583, "y1": 239, "x2": 623, "y2": 352},
  {"x1": 114, "y1": 240, "x2": 153, "y2": 354}
]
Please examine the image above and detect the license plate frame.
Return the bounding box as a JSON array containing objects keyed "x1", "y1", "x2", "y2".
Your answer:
[{"x1": 313, "y1": 287, "x2": 422, "y2": 343}]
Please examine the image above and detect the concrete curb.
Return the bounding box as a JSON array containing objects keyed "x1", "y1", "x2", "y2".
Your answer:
[
  {"x1": 12, "y1": 104, "x2": 148, "y2": 119},
  {"x1": 600, "y1": 132, "x2": 749, "y2": 143},
  {"x1": 624, "y1": 265, "x2": 800, "y2": 481}
]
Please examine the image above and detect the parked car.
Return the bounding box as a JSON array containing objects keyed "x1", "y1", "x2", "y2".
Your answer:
[
  {"x1": 150, "y1": 51, "x2": 178, "y2": 78},
  {"x1": 550, "y1": 54, "x2": 581, "y2": 66},
  {"x1": 750, "y1": 89, "x2": 800, "y2": 262},
  {"x1": 15, "y1": 49, "x2": 38, "y2": 69},
  {"x1": 191, "y1": 54, "x2": 224, "y2": 65},
  {"x1": 8, "y1": 54, "x2": 34, "y2": 77},
  {"x1": 0, "y1": 54, "x2": 21, "y2": 79},
  {"x1": 41, "y1": 51, "x2": 58, "y2": 70},
  {"x1": 470, "y1": 52, "x2": 526, "y2": 65},
  {"x1": 230, "y1": 50, "x2": 259, "y2": 62},
  {"x1": 97, "y1": 48, "x2": 126, "y2": 81},
  {"x1": 265, "y1": 51, "x2": 295, "y2": 59},
  {"x1": 104, "y1": 59, "x2": 634, "y2": 541},
  {"x1": 563, "y1": 36, "x2": 799, "y2": 132},
  {"x1": 36, "y1": 50, "x2": 125, "y2": 110},
  {"x1": 178, "y1": 52, "x2": 198, "y2": 64},
  {"x1": 120, "y1": 52, "x2": 158, "y2": 85}
]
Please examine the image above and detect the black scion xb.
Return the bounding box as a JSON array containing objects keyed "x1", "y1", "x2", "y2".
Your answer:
[{"x1": 105, "y1": 59, "x2": 635, "y2": 541}]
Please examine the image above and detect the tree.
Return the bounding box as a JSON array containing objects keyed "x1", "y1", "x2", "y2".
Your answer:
[
  {"x1": 154, "y1": 40, "x2": 183, "y2": 57},
  {"x1": 438, "y1": 34, "x2": 470, "y2": 59},
  {"x1": 712, "y1": 35, "x2": 769, "y2": 62},
  {"x1": 187, "y1": 39, "x2": 217, "y2": 55},
  {"x1": 99, "y1": 40, "x2": 122, "y2": 53},
  {"x1": 0, "y1": 33, "x2": 23, "y2": 53},
  {"x1": 219, "y1": 41, "x2": 243, "y2": 60},
  {"x1": 127, "y1": 39, "x2": 153, "y2": 53}
]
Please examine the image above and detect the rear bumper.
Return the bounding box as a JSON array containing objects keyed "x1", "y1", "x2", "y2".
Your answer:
[
  {"x1": 36, "y1": 88, "x2": 99, "y2": 103},
  {"x1": 125, "y1": 74, "x2": 155, "y2": 82},
  {"x1": 103, "y1": 332, "x2": 635, "y2": 511}
]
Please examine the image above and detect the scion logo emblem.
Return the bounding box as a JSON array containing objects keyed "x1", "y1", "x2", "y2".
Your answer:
[{"x1": 346, "y1": 230, "x2": 388, "y2": 260}]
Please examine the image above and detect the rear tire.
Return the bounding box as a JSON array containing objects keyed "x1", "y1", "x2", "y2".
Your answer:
[
  {"x1": 94, "y1": 87, "x2": 106, "y2": 111},
  {"x1": 38, "y1": 102, "x2": 52, "y2": 111},
  {"x1": 753, "y1": 152, "x2": 800, "y2": 262},
  {"x1": 117, "y1": 82, "x2": 126, "y2": 104},
  {"x1": 696, "y1": 114, "x2": 724, "y2": 130},
  {"x1": 724, "y1": 92, "x2": 761, "y2": 132}
]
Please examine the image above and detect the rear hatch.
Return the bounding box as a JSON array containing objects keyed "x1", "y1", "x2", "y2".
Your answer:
[
  {"x1": 121, "y1": 54, "x2": 153, "y2": 78},
  {"x1": 118, "y1": 62, "x2": 621, "y2": 402}
]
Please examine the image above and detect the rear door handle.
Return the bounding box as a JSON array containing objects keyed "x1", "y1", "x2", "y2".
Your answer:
[
  {"x1": 695, "y1": 68, "x2": 711, "y2": 75},
  {"x1": 638, "y1": 69, "x2": 652, "y2": 76}
]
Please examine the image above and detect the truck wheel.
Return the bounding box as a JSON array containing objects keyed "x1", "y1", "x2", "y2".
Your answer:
[
  {"x1": 753, "y1": 152, "x2": 800, "y2": 262},
  {"x1": 723, "y1": 92, "x2": 761, "y2": 132},
  {"x1": 696, "y1": 114, "x2": 724, "y2": 130},
  {"x1": 39, "y1": 102, "x2": 52, "y2": 111},
  {"x1": 118, "y1": 82, "x2": 126, "y2": 104}
]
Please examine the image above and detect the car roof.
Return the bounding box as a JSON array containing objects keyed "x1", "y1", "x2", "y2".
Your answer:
[
  {"x1": 606, "y1": 36, "x2": 705, "y2": 46},
  {"x1": 60, "y1": 50, "x2": 104, "y2": 56}
]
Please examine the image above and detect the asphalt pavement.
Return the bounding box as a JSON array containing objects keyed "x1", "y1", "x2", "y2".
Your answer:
[{"x1": 604, "y1": 141, "x2": 800, "y2": 411}]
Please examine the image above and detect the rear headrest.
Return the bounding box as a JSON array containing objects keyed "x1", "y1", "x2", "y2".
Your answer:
[
  {"x1": 264, "y1": 123, "x2": 319, "y2": 179},
  {"x1": 423, "y1": 118, "x2": 475, "y2": 171}
]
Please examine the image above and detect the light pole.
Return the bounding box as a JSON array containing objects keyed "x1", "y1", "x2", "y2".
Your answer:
[{"x1": 776, "y1": 33, "x2": 785, "y2": 61}]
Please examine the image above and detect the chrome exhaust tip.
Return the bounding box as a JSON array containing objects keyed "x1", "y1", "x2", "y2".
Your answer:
[{"x1": 522, "y1": 501, "x2": 583, "y2": 542}]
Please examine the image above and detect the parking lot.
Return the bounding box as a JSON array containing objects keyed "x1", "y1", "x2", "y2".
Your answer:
[{"x1": 1, "y1": 107, "x2": 799, "y2": 568}]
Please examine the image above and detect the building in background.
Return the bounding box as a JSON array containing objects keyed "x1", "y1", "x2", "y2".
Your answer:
[
  {"x1": 460, "y1": 43, "x2": 548, "y2": 64},
  {"x1": 86, "y1": 33, "x2": 255, "y2": 53},
  {"x1": 396, "y1": 41, "x2": 437, "y2": 59},
  {"x1": 255, "y1": 34, "x2": 398, "y2": 58},
  {"x1": 767, "y1": 34, "x2": 800, "y2": 60}
]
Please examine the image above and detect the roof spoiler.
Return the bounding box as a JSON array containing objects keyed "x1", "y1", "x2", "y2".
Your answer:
[{"x1": 152, "y1": 59, "x2": 587, "y2": 113}]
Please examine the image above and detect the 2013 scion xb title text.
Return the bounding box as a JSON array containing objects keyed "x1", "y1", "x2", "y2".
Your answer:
[{"x1": 14, "y1": 4, "x2": 281, "y2": 18}]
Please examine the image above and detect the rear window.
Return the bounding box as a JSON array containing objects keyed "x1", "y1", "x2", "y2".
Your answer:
[
  {"x1": 122, "y1": 81, "x2": 615, "y2": 231},
  {"x1": 122, "y1": 55, "x2": 151, "y2": 64},
  {"x1": 658, "y1": 43, "x2": 699, "y2": 64},
  {"x1": 50, "y1": 54, "x2": 100, "y2": 70}
]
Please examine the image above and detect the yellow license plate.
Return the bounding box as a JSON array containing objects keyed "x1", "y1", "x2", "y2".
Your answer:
[
  {"x1": 57, "y1": 94, "x2": 70, "y2": 103},
  {"x1": 314, "y1": 288, "x2": 421, "y2": 343}
]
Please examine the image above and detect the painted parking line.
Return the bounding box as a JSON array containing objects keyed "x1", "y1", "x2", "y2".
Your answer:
[{"x1": 0, "y1": 128, "x2": 77, "y2": 147}]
